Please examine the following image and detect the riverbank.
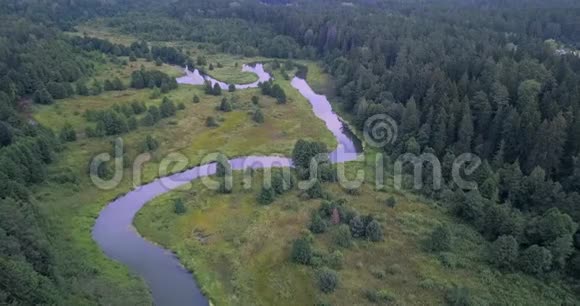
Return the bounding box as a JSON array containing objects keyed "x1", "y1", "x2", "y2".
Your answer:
[
  {"x1": 134, "y1": 63, "x2": 579, "y2": 306},
  {"x1": 30, "y1": 53, "x2": 335, "y2": 304}
]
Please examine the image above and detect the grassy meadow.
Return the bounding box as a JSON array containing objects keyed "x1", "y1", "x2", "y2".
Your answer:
[
  {"x1": 36, "y1": 25, "x2": 577, "y2": 306},
  {"x1": 31, "y1": 39, "x2": 335, "y2": 304},
  {"x1": 134, "y1": 158, "x2": 576, "y2": 306}
]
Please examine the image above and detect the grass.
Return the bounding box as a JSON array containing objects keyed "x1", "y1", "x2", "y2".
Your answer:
[
  {"x1": 69, "y1": 22, "x2": 265, "y2": 84},
  {"x1": 31, "y1": 48, "x2": 336, "y2": 304},
  {"x1": 40, "y1": 25, "x2": 578, "y2": 305},
  {"x1": 68, "y1": 23, "x2": 139, "y2": 45},
  {"x1": 134, "y1": 159, "x2": 578, "y2": 306}
]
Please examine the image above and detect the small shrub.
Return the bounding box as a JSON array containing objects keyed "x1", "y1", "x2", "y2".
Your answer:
[
  {"x1": 150, "y1": 87, "x2": 161, "y2": 99},
  {"x1": 490, "y1": 235, "x2": 519, "y2": 270},
  {"x1": 419, "y1": 278, "x2": 437, "y2": 289},
  {"x1": 59, "y1": 123, "x2": 76, "y2": 142},
  {"x1": 369, "y1": 266, "x2": 386, "y2": 279},
  {"x1": 316, "y1": 268, "x2": 339, "y2": 293},
  {"x1": 439, "y1": 252, "x2": 457, "y2": 268},
  {"x1": 310, "y1": 256, "x2": 324, "y2": 268},
  {"x1": 206, "y1": 116, "x2": 219, "y2": 127},
  {"x1": 257, "y1": 186, "x2": 276, "y2": 205},
  {"x1": 219, "y1": 97, "x2": 233, "y2": 112},
  {"x1": 141, "y1": 135, "x2": 159, "y2": 152},
  {"x1": 174, "y1": 198, "x2": 186, "y2": 215},
  {"x1": 252, "y1": 108, "x2": 264, "y2": 123},
  {"x1": 519, "y1": 245, "x2": 553, "y2": 275},
  {"x1": 446, "y1": 286, "x2": 472, "y2": 306},
  {"x1": 306, "y1": 181, "x2": 324, "y2": 199},
  {"x1": 386, "y1": 264, "x2": 402, "y2": 274},
  {"x1": 324, "y1": 250, "x2": 344, "y2": 270},
  {"x1": 251, "y1": 95, "x2": 259, "y2": 105},
  {"x1": 333, "y1": 224, "x2": 352, "y2": 248},
  {"x1": 193, "y1": 95, "x2": 200, "y2": 103},
  {"x1": 310, "y1": 213, "x2": 328, "y2": 234},
  {"x1": 346, "y1": 188, "x2": 360, "y2": 195},
  {"x1": 291, "y1": 237, "x2": 312, "y2": 265},
  {"x1": 364, "y1": 289, "x2": 396, "y2": 304},
  {"x1": 349, "y1": 215, "x2": 366, "y2": 238},
  {"x1": 386, "y1": 196, "x2": 397, "y2": 208},
  {"x1": 427, "y1": 224, "x2": 452, "y2": 252},
  {"x1": 51, "y1": 168, "x2": 79, "y2": 185},
  {"x1": 366, "y1": 220, "x2": 384, "y2": 242}
]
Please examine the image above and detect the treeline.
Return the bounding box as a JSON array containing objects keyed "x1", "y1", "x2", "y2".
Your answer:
[
  {"x1": 85, "y1": 97, "x2": 184, "y2": 138},
  {"x1": 130, "y1": 68, "x2": 178, "y2": 92},
  {"x1": 0, "y1": 18, "x2": 94, "y2": 103},
  {"x1": 72, "y1": 36, "x2": 192, "y2": 66},
  {"x1": 151, "y1": 0, "x2": 580, "y2": 282},
  {"x1": 191, "y1": 0, "x2": 580, "y2": 279},
  {"x1": 0, "y1": 77, "x2": 62, "y2": 304},
  {"x1": 101, "y1": 12, "x2": 307, "y2": 58},
  {"x1": 259, "y1": 80, "x2": 287, "y2": 104}
]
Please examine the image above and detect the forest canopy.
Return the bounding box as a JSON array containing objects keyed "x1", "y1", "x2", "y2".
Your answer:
[{"x1": 1, "y1": 0, "x2": 580, "y2": 304}]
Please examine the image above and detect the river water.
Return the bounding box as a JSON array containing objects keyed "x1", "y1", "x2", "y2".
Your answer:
[{"x1": 92, "y1": 64, "x2": 361, "y2": 305}]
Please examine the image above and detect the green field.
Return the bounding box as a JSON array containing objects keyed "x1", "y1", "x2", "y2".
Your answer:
[
  {"x1": 31, "y1": 44, "x2": 335, "y2": 304},
  {"x1": 32, "y1": 25, "x2": 579, "y2": 306},
  {"x1": 70, "y1": 23, "x2": 264, "y2": 84},
  {"x1": 135, "y1": 158, "x2": 576, "y2": 306}
]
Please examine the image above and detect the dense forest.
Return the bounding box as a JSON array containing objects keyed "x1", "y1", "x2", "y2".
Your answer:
[{"x1": 1, "y1": 0, "x2": 580, "y2": 304}]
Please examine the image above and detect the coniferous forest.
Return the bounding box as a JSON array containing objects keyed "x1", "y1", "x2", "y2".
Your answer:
[{"x1": 1, "y1": 0, "x2": 580, "y2": 304}]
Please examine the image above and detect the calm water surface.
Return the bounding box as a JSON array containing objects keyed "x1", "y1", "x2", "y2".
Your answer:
[{"x1": 93, "y1": 64, "x2": 361, "y2": 305}]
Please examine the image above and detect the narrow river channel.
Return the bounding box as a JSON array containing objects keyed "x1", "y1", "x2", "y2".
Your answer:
[{"x1": 92, "y1": 64, "x2": 361, "y2": 305}]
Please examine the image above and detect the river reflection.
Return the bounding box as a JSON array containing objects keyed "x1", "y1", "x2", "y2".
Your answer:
[{"x1": 93, "y1": 63, "x2": 362, "y2": 306}]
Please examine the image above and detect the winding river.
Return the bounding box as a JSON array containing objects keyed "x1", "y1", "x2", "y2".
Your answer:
[{"x1": 92, "y1": 64, "x2": 362, "y2": 305}]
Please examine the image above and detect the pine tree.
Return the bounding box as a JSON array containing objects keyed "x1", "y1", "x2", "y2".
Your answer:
[
  {"x1": 0, "y1": 121, "x2": 13, "y2": 147},
  {"x1": 141, "y1": 113, "x2": 155, "y2": 126},
  {"x1": 258, "y1": 186, "x2": 275, "y2": 205},
  {"x1": 365, "y1": 220, "x2": 384, "y2": 242},
  {"x1": 349, "y1": 215, "x2": 366, "y2": 238},
  {"x1": 491, "y1": 82, "x2": 510, "y2": 110},
  {"x1": 112, "y1": 77, "x2": 125, "y2": 91},
  {"x1": 401, "y1": 96, "x2": 420, "y2": 136},
  {"x1": 491, "y1": 236, "x2": 519, "y2": 269},
  {"x1": 252, "y1": 108, "x2": 264, "y2": 123},
  {"x1": 212, "y1": 83, "x2": 222, "y2": 96},
  {"x1": 310, "y1": 213, "x2": 328, "y2": 234},
  {"x1": 174, "y1": 198, "x2": 186, "y2": 215},
  {"x1": 220, "y1": 97, "x2": 232, "y2": 112},
  {"x1": 33, "y1": 88, "x2": 54, "y2": 105},
  {"x1": 160, "y1": 97, "x2": 176, "y2": 117},
  {"x1": 291, "y1": 237, "x2": 312, "y2": 265},
  {"x1": 428, "y1": 224, "x2": 452, "y2": 252},
  {"x1": 472, "y1": 91, "x2": 492, "y2": 135},
  {"x1": 431, "y1": 109, "x2": 448, "y2": 155},
  {"x1": 456, "y1": 103, "x2": 473, "y2": 153},
  {"x1": 519, "y1": 245, "x2": 552, "y2": 274},
  {"x1": 148, "y1": 106, "x2": 161, "y2": 122}
]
